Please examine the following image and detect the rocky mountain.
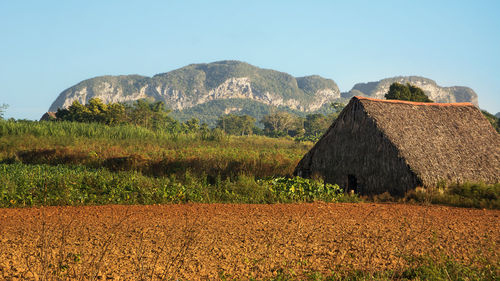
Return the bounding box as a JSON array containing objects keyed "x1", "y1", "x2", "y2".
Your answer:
[
  {"x1": 49, "y1": 61, "x2": 340, "y2": 116},
  {"x1": 496, "y1": 112, "x2": 500, "y2": 118},
  {"x1": 48, "y1": 62, "x2": 480, "y2": 125},
  {"x1": 342, "y1": 76, "x2": 478, "y2": 106}
]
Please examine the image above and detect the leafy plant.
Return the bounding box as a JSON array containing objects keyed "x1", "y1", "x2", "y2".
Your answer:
[{"x1": 263, "y1": 176, "x2": 344, "y2": 202}]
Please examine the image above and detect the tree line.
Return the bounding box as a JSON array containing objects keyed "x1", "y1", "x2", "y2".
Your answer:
[
  {"x1": 51, "y1": 98, "x2": 344, "y2": 140},
  {"x1": 54, "y1": 98, "x2": 204, "y2": 133}
]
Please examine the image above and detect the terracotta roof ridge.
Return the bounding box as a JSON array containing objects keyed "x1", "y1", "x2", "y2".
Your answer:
[{"x1": 354, "y1": 96, "x2": 474, "y2": 107}]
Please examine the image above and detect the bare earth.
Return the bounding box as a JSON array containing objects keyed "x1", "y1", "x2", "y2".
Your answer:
[{"x1": 0, "y1": 203, "x2": 498, "y2": 280}]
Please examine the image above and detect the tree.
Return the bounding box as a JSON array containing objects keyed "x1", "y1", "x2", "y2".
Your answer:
[
  {"x1": 385, "y1": 82, "x2": 433, "y2": 102},
  {"x1": 216, "y1": 114, "x2": 256, "y2": 135},
  {"x1": 126, "y1": 99, "x2": 176, "y2": 130},
  {"x1": 182, "y1": 118, "x2": 200, "y2": 133},
  {"x1": 0, "y1": 104, "x2": 8, "y2": 119},
  {"x1": 239, "y1": 115, "x2": 257, "y2": 135},
  {"x1": 56, "y1": 100, "x2": 92, "y2": 122},
  {"x1": 86, "y1": 98, "x2": 108, "y2": 123},
  {"x1": 55, "y1": 98, "x2": 177, "y2": 130},
  {"x1": 304, "y1": 114, "x2": 331, "y2": 137},
  {"x1": 104, "y1": 103, "x2": 126, "y2": 125},
  {"x1": 261, "y1": 110, "x2": 297, "y2": 137},
  {"x1": 128, "y1": 99, "x2": 154, "y2": 128}
]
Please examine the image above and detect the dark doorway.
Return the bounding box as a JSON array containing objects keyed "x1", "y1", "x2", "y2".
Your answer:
[{"x1": 347, "y1": 174, "x2": 357, "y2": 193}]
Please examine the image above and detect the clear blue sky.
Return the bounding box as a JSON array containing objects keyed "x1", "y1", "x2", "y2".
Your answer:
[{"x1": 1, "y1": 0, "x2": 499, "y2": 120}]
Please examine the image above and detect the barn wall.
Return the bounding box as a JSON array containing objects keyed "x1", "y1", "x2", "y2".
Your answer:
[{"x1": 295, "y1": 100, "x2": 421, "y2": 196}]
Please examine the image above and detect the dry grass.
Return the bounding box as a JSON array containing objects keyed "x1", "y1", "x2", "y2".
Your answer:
[{"x1": 0, "y1": 124, "x2": 311, "y2": 179}]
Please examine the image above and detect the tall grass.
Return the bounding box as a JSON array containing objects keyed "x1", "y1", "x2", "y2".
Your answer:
[
  {"x1": 0, "y1": 119, "x2": 203, "y2": 141},
  {"x1": 0, "y1": 120, "x2": 312, "y2": 179}
]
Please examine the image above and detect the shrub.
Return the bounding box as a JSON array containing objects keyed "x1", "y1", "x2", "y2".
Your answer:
[
  {"x1": 385, "y1": 82, "x2": 433, "y2": 102},
  {"x1": 262, "y1": 176, "x2": 344, "y2": 202},
  {"x1": 405, "y1": 183, "x2": 500, "y2": 209}
]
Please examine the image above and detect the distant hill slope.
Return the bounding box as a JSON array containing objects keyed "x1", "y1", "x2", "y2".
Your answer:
[
  {"x1": 169, "y1": 98, "x2": 335, "y2": 126},
  {"x1": 49, "y1": 61, "x2": 340, "y2": 114},
  {"x1": 342, "y1": 76, "x2": 478, "y2": 106}
]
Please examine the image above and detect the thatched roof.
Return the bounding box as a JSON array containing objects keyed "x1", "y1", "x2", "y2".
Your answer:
[
  {"x1": 296, "y1": 96, "x2": 500, "y2": 189},
  {"x1": 356, "y1": 97, "x2": 500, "y2": 185}
]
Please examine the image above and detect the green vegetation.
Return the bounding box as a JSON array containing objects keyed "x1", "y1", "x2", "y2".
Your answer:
[
  {"x1": 296, "y1": 75, "x2": 337, "y2": 94},
  {"x1": 405, "y1": 183, "x2": 500, "y2": 209},
  {"x1": 53, "y1": 61, "x2": 342, "y2": 126},
  {"x1": 267, "y1": 177, "x2": 347, "y2": 202},
  {"x1": 302, "y1": 114, "x2": 331, "y2": 136},
  {"x1": 0, "y1": 163, "x2": 359, "y2": 207},
  {"x1": 366, "y1": 183, "x2": 499, "y2": 209},
  {"x1": 216, "y1": 114, "x2": 255, "y2": 135},
  {"x1": 261, "y1": 110, "x2": 298, "y2": 137},
  {"x1": 481, "y1": 110, "x2": 500, "y2": 133},
  {"x1": 171, "y1": 98, "x2": 276, "y2": 126},
  {"x1": 0, "y1": 118, "x2": 198, "y2": 141},
  {"x1": 1, "y1": 119, "x2": 497, "y2": 209},
  {"x1": 55, "y1": 75, "x2": 150, "y2": 103},
  {"x1": 51, "y1": 97, "x2": 342, "y2": 141},
  {"x1": 55, "y1": 98, "x2": 180, "y2": 130},
  {"x1": 262, "y1": 255, "x2": 498, "y2": 280},
  {"x1": 171, "y1": 98, "x2": 344, "y2": 128},
  {"x1": 0, "y1": 118, "x2": 358, "y2": 208},
  {"x1": 154, "y1": 61, "x2": 339, "y2": 103},
  {"x1": 68, "y1": 61, "x2": 339, "y2": 110},
  {"x1": 385, "y1": 82, "x2": 433, "y2": 102},
  {"x1": 0, "y1": 119, "x2": 309, "y2": 179},
  {"x1": 293, "y1": 103, "x2": 343, "y2": 142}
]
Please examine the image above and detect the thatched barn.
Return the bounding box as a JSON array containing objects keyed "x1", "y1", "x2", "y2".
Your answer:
[{"x1": 294, "y1": 96, "x2": 500, "y2": 196}]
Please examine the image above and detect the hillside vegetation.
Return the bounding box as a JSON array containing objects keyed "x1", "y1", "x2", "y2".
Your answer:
[
  {"x1": 153, "y1": 61, "x2": 339, "y2": 103},
  {"x1": 170, "y1": 98, "x2": 336, "y2": 126},
  {"x1": 49, "y1": 61, "x2": 342, "y2": 125}
]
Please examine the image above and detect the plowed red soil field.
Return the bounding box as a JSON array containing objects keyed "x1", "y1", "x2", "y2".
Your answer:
[{"x1": 0, "y1": 203, "x2": 498, "y2": 280}]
